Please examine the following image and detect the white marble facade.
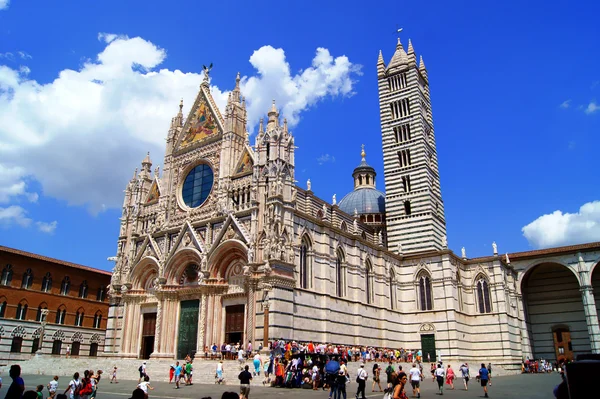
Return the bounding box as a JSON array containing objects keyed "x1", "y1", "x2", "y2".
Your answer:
[{"x1": 105, "y1": 40, "x2": 600, "y2": 369}]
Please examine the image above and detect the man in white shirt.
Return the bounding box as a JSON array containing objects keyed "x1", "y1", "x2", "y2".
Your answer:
[
  {"x1": 435, "y1": 364, "x2": 445, "y2": 395},
  {"x1": 238, "y1": 347, "x2": 245, "y2": 369},
  {"x1": 409, "y1": 364, "x2": 421, "y2": 398},
  {"x1": 355, "y1": 363, "x2": 368, "y2": 399}
]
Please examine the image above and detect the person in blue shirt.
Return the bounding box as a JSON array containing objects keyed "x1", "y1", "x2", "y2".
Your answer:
[
  {"x1": 174, "y1": 362, "x2": 183, "y2": 389},
  {"x1": 478, "y1": 363, "x2": 489, "y2": 398}
]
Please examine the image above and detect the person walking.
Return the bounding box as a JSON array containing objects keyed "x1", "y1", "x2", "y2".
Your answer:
[
  {"x1": 435, "y1": 364, "x2": 445, "y2": 395},
  {"x1": 385, "y1": 361, "x2": 395, "y2": 389},
  {"x1": 371, "y1": 363, "x2": 383, "y2": 392},
  {"x1": 238, "y1": 365, "x2": 253, "y2": 399},
  {"x1": 408, "y1": 363, "x2": 421, "y2": 398},
  {"x1": 478, "y1": 363, "x2": 490, "y2": 398},
  {"x1": 47, "y1": 376, "x2": 59, "y2": 399},
  {"x1": 216, "y1": 361, "x2": 224, "y2": 384},
  {"x1": 335, "y1": 370, "x2": 347, "y2": 399},
  {"x1": 64, "y1": 372, "x2": 80, "y2": 399},
  {"x1": 392, "y1": 372, "x2": 408, "y2": 399},
  {"x1": 136, "y1": 376, "x2": 154, "y2": 399},
  {"x1": 355, "y1": 363, "x2": 368, "y2": 399},
  {"x1": 446, "y1": 365, "x2": 455, "y2": 390},
  {"x1": 6, "y1": 365, "x2": 25, "y2": 399},
  {"x1": 168, "y1": 365, "x2": 175, "y2": 384},
  {"x1": 486, "y1": 363, "x2": 492, "y2": 386},
  {"x1": 460, "y1": 363, "x2": 470, "y2": 391},
  {"x1": 253, "y1": 352, "x2": 262, "y2": 377},
  {"x1": 138, "y1": 362, "x2": 147, "y2": 384},
  {"x1": 174, "y1": 362, "x2": 182, "y2": 389},
  {"x1": 110, "y1": 367, "x2": 118, "y2": 384}
]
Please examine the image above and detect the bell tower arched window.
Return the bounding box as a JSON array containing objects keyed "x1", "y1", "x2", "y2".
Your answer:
[
  {"x1": 417, "y1": 272, "x2": 433, "y2": 311},
  {"x1": 476, "y1": 276, "x2": 492, "y2": 313}
]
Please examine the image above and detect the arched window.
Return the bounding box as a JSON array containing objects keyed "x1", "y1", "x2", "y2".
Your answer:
[
  {"x1": 41, "y1": 273, "x2": 52, "y2": 292},
  {"x1": 55, "y1": 305, "x2": 66, "y2": 324},
  {"x1": 389, "y1": 268, "x2": 397, "y2": 310},
  {"x1": 456, "y1": 269, "x2": 463, "y2": 311},
  {"x1": 340, "y1": 221, "x2": 348, "y2": 232},
  {"x1": 365, "y1": 261, "x2": 374, "y2": 304},
  {"x1": 299, "y1": 237, "x2": 311, "y2": 289},
  {"x1": 336, "y1": 249, "x2": 345, "y2": 297},
  {"x1": 418, "y1": 272, "x2": 433, "y2": 311},
  {"x1": 93, "y1": 311, "x2": 102, "y2": 329},
  {"x1": 476, "y1": 276, "x2": 492, "y2": 313},
  {"x1": 1, "y1": 264, "x2": 13, "y2": 286},
  {"x1": 36, "y1": 303, "x2": 48, "y2": 321},
  {"x1": 15, "y1": 301, "x2": 28, "y2": 320},
  {"x1": 79, "y1": 281, "x2": 88, "y2": 299},
  {"x1": 74, "y1": 308, "x2": 84, "y2": 327},
  {"x1": 96, "y1": 287, "x2": 105, "y2": 301},
  {"x1": 0, "y1": 299, "x2": 7, "y2": 317},
  {"x1": 21, "y1": 269, "x2": 33, "y2": 289},
  {"x1": 60, "y1": 277, "x2": 70, "y2": 295},
  {"x1": 404, "y1": 200, "x2": 412, "y2": 215}
]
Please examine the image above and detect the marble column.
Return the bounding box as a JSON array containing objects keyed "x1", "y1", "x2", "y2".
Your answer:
[
  {"x1": 516, "y1": 294, "x2": 532, "y2": 359},
  {"x1": 197, "y1": 294, "x2": 207, "y2": 354},
  {"x1": 580, "y1": 285, "x2": 600, "y2": 353},
  {"x1": 246, "y1": 282, "x2": 256, "y2": 346}
]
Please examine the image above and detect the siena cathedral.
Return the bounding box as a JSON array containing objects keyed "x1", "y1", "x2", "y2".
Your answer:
[{"x1": 106, "y1": 37, "x2": 600, "y2": 369}]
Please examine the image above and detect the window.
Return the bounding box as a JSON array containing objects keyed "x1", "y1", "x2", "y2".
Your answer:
[
  {"x1": 31, "y1": 337, "x2": 40, "y2": 353},
  {"x1": 476, "y1": 277, "x2": 492, "y2": 313},
  {"x1": 365, "y1": 261, "x2": 374, "y2": 305},
  {"x1": 388, "y1": 72, "x2": 408, "y2": 92},
  {"x1": 1, "y1": 264, "x2": 13, "y2": 286},
  {"x1": 393, "y1": 123, "x2": 411, "y2": 143},
  {"x1": 418, "y1": 273, "x2": 433, "y2": 311},
  {"x1": 340, "y1": 221, "x2": 348, "y2": 232},
  {"x1": 404, "y1": 200, "x2": 412, "y2": 215},
  {"x1": 93, "y1": 312, "x2": 102, "y2": 329},
  {"x1": 457, "y1": 270, "x2": 463, "y2": 311},
  {"x1": 15, "y1": 302, "x2": 28, "y2": 320},
  {"x1": 10, "y1": 337, "x2": 23, "y2": 353},
  {"x1": 299, "y1": 238, "x2": 310, "y2": 289},
  {"x1": 182, "y1": 163, "x2": 214, "y2": 208},
  {"x1": 71, "y1": 341, "x2": 81, "y2": 356},
  {"x1": 55, "y1": 306, "x2": 66, "y2": 324},
  {"x1": 389, "y1": 269, "x2": 397, "y2": 310},
  {"x1": 402, "y1": 175, "x2": 411, "y2": 193},
  {"x1": 41, "y1": 273, "x2": 52, "y2": 292},
  {"x1": 36, "y1": 304, "x2": 48, "y2": 321},
  {"x1": 96, "y1": 287, "x2": 106, "y2": 301},
  {"x1": 0, "y1": 300, "x2": 6, "y2": 317},
  {"x1": 397, "y1": 149, "x2": 411, "y2": 168},
  {"x1": 21, "y1": 269, "x2": 33, "y2": 289},
  {"x1": 390, "y1": 98, "x2": 411, "y2": 120},
  {"x1": 336, "y1": 249, "x2": 345, "y2": 297},
  {"x1": 74, "y1": 309, "x2": 84, "y2": 327},
  {"x1": 79, "y1": 281, "x2": 88, "y2": 299},
  {"x1": 60, "y1": 277, "x2": 70, "y2": 295},
  {"x1": 89, "y1": 343, "x2": 99, "y2": 357},
  {"x1": 52, "y1": 340, "x2": 62, "y2": 355}
]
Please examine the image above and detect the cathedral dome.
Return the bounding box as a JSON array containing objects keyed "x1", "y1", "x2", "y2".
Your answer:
[
  {"x1": 338, "y1": 187, "x2": 386, "y2": 215},
  {"x1": 338, "y1": 145, "x2": 385, "y2": 215}
]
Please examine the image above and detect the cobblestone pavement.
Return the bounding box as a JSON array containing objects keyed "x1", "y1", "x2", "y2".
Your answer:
[{"x1": 0, "y1": 373, "x2": 560, "y2": 399}]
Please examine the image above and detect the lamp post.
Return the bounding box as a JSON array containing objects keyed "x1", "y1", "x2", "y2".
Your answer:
[
  {"x1": 262, "y1": 289, "x2": 271, "y2": 348},
  {"x1": 38, "y1": 308, "x2": 49, "y2": 354}
]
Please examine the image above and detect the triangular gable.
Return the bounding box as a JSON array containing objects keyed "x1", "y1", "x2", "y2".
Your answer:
[
  {"x1": 210, "y1": 213, "x2": 251, "y2": 254},
  {"x1": 176, "y1": 85, "x2": 224, "y2": 150},
  {"x1": 233, "y1": 146, "x2": 255, "y2": 176},
  {"x1": 133, "y1": 235, "x2": 163, "y2": 265},
  {"x1": 166, "y1": 220, "x2": 206, "y2": 260},
  {"x1": 145, "y1": 179, "x2": 161, "y2": 204}
]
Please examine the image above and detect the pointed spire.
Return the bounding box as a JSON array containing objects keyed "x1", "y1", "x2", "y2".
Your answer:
[
  {"x1": 132, "y1": 168, "x2": 138, "y2": 180},
  {"x1": 387, "y1": 38, "x2": 408, "y2": 70},
  {"x1": 377, "y1": 49, "x2": 386, "y2": 77},
  {"x1": 419, "y1": 55, "x2": 428, "y2": 80},
  {"x1": 407, "y1": 39, "x2": 414, "y2": 54},
  {"x1": 407, "y1": 39, "x2": 416, "y2": 66},
  {"x1": 266, "y1": 100, "x2": 279, "y2": 130},
  {"x1": 283, "y1": 118, "x2": 288, "y2": 134},
  {"x1": 377, "y1": 50, "x2": 385, "y2": 65},
  {"x1": 142, "y1": 152, "x2": 152, "y2": 166},
  {"x1": 259, "y1": 117, "x2": 264, "y2": 133},
  {"x1": 269, "y1": 99, "x2": 277, "y2": 114}
]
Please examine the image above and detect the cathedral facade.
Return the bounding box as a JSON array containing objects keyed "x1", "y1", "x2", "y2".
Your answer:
[{"x1": 105, "y1": 38, "x2": 600, "y2": 369}]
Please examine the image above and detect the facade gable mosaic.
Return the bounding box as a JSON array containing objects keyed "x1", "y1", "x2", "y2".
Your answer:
[
  {"x1": 145, "y1": 179, "x2": 161, "y2": 204},
  {"x1": 233, "y1": 146, "x2": 254, "y2": 177},
  {"x1": 419, "y1": 323, "x2": 436, "y2": 332},
  {"x1": 132, "y1": 235, "x2": 162, "y2": 266},
  {"x1": 52, "y1": 330, "x2": 65, "y2": 341},
  {"x1": 72, "y1": 331, "x2": 84, "y2": 342},
  {"x1": 90, "y1": 333, "x2": 102, "y2": 344},
  {"x1": 210, "y1": 213, "x2": 251, "y2": 252},
  {"x1": 177, "y1": 86, "x2": 224, "y2": 150},
  {"x1": 166, "y1": 220, "x2": 206, "y2": 260}
]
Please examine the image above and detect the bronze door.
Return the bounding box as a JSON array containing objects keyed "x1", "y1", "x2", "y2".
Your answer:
[{"x1": 225, "y1": 305, "x2": 245, "y2": 345}]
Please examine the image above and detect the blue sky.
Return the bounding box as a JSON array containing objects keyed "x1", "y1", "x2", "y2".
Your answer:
[{"x1": 0, "y1": 0, "x2": 599, "y2": 271}]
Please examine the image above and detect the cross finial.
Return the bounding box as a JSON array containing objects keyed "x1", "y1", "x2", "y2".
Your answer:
[{"x1": 361, "y1": 144, "x2": 366, "y2": 160}]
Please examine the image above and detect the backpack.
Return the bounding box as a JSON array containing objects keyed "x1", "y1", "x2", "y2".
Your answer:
[
  {"x1": 138, "y1": 365, "x2": 143, "y2": 372},
  {"x1": 80, "y1": 378, "x2": 93, "y2": 396},
  {"x1": 71, "y1": 380, "x2": 82, "y2": 397}
]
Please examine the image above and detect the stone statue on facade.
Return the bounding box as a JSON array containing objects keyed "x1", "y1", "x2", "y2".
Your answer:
[
  {"x1": 242, "y1": 264, "x2": 252, "y2": 276},
  {"x1": 322, "y1": 204, "x2": 327, "y2": 219},
  {"x1": 248, "y1": 242, "x2": 255, "y2": 263},
  {"x1": 505, "y1": 253, "x2": 510, "y2": 264},
  {"x1": 120, "y1": 285, "x2": 129, "y2": 295},
  {"x1": 264, "y1": 260, "x2": 272, "y2": 276},
  {"x1": 461, "y1": 247, "x2": 467, "y2": 258},
  {"x1": 378, "y1": 230, "x2": 383, "y2": 245},
  {"x1": 492, "y1": 241, "x2": 498, "y2": 255},
  {"x1": 307, "y1": 179, "x2": 311, "y2": 191},
  {"x1": 397, "y1": 242, "x2": 403, "y2": 254},
  {"x1": 353, "y1": 218, "x2": 358, "y2": 234},
  {"x1": 354, "y1": 208, "x2": 358, "y2": 218},
  {"x1": 332, "y1": 194, "x2": 337, "y2": 205},
  {"x1": 442, "y1": 235, "x2": 448, "y2": 248}
]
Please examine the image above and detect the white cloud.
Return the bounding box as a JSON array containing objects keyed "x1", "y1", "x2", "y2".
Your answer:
[
  {"x1": 0, "y1": 52, "x2": 14, "y2": 61},
  {"x1": 0, "y1": 164, "x2": 37, "y2": 203},
  {"x1": 522, "y1": 201, "x2": 600, "y2": 248},
  {"x1": 559, "y1": 99, "x2": 571, "y2": 109},
  {"x1": 585, "y1": 101, "x2": 600, "y2": 114},
  {"x1": 36, "y1": 220, "x2": 57, "y2": 234},
  {"x1": 0, "y1": 205, "x2": 32, "y2": 228},
  {"x1": 0, "y1": 0, "x2": 9, "y2": 11},
  {"x1": 0, "y1": 34, "x2": 360, "y2": 212},
  {"x1": 17, "y1": 51, "x2": 31, "y2": 60},
  {"x1": 317, "y1": 154, "x2": 336, "y2": 165}
]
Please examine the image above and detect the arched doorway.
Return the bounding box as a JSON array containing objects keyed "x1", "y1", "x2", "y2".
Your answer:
[
  {"x1": 522, "y1": 262, "x2": 590, "y2": 361},
  {"x1": 592, "y1": 262, "x2": 600, "y2": 322}
]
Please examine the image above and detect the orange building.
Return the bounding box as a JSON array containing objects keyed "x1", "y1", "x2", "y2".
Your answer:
[{"x1": 0, "y1": 245, "x2": 111, "y2": 364}]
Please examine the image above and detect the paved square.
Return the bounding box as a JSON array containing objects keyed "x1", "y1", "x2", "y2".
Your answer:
[{"x1": 0, "y1": 373, "x2": 560, "y2": 399}]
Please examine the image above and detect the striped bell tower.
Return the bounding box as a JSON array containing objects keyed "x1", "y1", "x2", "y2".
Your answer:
[{"x1": 378, "y1": 37, "x2": 446, "y2": 254}]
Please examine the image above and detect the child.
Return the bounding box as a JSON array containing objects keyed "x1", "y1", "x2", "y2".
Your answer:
[
  {"x1": 47, "y1": 376, "x2": 59, "y2": 399},
  {"x1": 36, "y1": 385, "x2": 44, "y2": 399},
  {"x1": 110, "y1": 367, "x2": 118, "y2": 384},
  {"x1": 137, "y1": 376, "x2": 154, "y2": 399}
]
